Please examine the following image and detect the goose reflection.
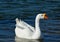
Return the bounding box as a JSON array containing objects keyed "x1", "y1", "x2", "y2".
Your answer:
[{"x1": 15, "y1": 36, "x2": 43, "y2": 42}]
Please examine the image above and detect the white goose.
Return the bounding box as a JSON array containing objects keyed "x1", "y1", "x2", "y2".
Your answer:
[{"x1": 15, "y1": 13, "x2": 48, "y2": 39}]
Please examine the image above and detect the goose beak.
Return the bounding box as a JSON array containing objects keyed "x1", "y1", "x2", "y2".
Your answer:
[{"x1": 43, "y1": 13, "x2": 48, "y2": 19}]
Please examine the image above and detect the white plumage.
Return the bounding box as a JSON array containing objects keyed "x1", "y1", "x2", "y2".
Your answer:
[{"x1": 15, "y1": 13, "x2": 48, "y2": 39}]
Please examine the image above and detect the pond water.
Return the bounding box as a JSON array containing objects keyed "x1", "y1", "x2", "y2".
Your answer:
[{"x1": 0, "y1": 0, "x2": 60, "y2": 42}]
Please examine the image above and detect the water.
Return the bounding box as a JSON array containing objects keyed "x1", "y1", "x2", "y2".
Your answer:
[{"x1": 0, "y1": 0, "x2": 60, "y2": 42}]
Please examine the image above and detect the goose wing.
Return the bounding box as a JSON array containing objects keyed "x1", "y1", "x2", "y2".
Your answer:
[
  {"x1": 15, "y1": 18, "x2": 35, "y2": 31},
  {"x1": 16, "y1": 18, "x2": 27, "y2": 29}
]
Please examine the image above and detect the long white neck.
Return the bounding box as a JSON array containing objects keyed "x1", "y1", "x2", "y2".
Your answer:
[
  {"x1": 32, "y1": 15, "x2": 41, "y2": 39},
  {"x1": 35, "y1": 16, "x2": 40, "y2": 32}
]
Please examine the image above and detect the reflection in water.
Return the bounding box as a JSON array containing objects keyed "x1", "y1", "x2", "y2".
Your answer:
[{"x1": 15, "y1": 36, "x2": 43, "y2": 42}]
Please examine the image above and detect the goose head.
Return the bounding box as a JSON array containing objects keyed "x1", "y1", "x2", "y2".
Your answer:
[{"x1": 36, "y1": 13, "x2": 48, "y2": 19}]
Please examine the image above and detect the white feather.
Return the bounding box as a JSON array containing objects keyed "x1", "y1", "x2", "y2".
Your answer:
[
  {"x1": 15, "y1": 18, "x2": 34, "y2": 32},
  {"x1": 15, "y1": 14, "x2": 47, "y2": 39}
]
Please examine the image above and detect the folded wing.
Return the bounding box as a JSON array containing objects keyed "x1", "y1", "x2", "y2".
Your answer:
[{"x1": 15, "y1": 18, "x2": 35, "y2": 32}]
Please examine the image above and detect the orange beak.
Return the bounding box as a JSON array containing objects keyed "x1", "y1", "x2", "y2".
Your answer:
[{"x1": 43, "y1": 13, "x2": 48, "y2": 19}]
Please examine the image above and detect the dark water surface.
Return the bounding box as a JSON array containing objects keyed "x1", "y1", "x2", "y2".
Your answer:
[{"x1": 0, "y1": 0, "x2": 60, "y2": 42}]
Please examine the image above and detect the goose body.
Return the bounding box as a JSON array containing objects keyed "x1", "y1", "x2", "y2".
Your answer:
[{"x1": 15, "y1": 13, "x2": 48, "y2": 39}]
